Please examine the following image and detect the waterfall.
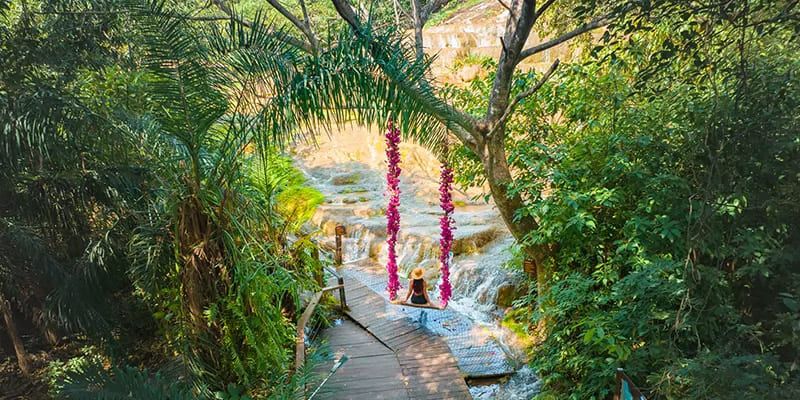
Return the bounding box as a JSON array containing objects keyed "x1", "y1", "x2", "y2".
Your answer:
[{"x1": 293, "y1": 125, "x2": 538, "y2": 398}]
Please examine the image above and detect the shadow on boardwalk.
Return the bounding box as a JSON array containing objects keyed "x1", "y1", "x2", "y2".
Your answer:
[{"x1": 312, "y1": 274, "x2": 472, "y2": 400}]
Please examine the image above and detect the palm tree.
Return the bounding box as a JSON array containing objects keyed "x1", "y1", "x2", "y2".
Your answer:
[
  {"x1": 123, "y1": 0, "x2": 488, "y2": 390},
  {"x1": 0, "y1": 0, "x2": 145, "y2": 373},
  {"x1": 1, "y1": 0, "x2": 446, "y2": 392}
]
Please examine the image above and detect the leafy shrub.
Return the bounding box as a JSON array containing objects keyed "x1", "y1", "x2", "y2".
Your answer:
[
  {"x1": 47, "y1": 346, "x2": 106, "y2": 396},
  {"x1": 445, "y1": 35, "x2": 800, "y2": 398},
  {"x1": 59, "y1": 365, "x2": 194, "y2": 400},
  {"x1": 523, "y1": 54, "x2": 799, "y2": 398}
]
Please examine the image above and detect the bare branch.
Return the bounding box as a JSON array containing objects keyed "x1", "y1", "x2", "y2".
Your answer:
[
  {"x1": 329, "y1": 0, "x2": 480, "y2": 149},
  {"x1": 496, "y1": 0, "x2": 513, "y2": 15},
  {"x1": 210, "y1": 0, "x2": 314, "y2": 52},
  {"x1": 411, "y1": 0, "x2": 425, "y2": 60},
  {"x1": 490, "y1": 59, "x2": 560, "y2": 136},
  {"x1": 210, "y1": 0, "x2": 246, "y2": 25},
  {"x1": 298, "y1": 0, "x2": 312, "y2": 30},
  {"x1": 406, "y1": 0, "x2": 454, "y2": 62},
  {"x1": 331, "y1": 0, "x2": 361, "y2": 29},
  {"x1": 519, "y1": 13, "x2": 611, "y2": 60},
  {"x1": 264, "y1": 0, "x2": 319, "y2": 51},
  {"x1": 393, "y1": 0, "x2": 413, "y2": 21}
]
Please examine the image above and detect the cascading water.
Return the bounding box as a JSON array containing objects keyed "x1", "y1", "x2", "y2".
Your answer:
[{"x1": 293, "y1": 125, "x2": 539, "y2": 399}]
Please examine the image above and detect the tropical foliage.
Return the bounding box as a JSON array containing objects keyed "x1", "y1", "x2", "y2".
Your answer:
[
  {"x1": 2, "y1": 0, "x2": 799, "y2": 399},
  {"x1": 0, "y1": 0, "x2": 335, "y2": 397},
  {"x1": 442, "y1": 8, "x2": 800, "y2": 398}
]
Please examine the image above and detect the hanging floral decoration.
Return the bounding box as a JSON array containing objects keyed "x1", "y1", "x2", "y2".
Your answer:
[
  {"x1": 438, "y1": 162, "x2": 455, "y2": 307},
  {"x1": 385, "y1": 120, "x2": 402, "y2": 300}
]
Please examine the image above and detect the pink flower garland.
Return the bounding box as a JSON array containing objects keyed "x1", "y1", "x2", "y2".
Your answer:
[
  {"x1": 438, "y1": 163, "x2": 455, "y2": 307},
  {"x1": 385, "y1": 120, "x2": 402, "y2": 300}
]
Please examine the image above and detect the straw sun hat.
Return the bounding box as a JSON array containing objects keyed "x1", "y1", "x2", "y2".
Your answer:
[{"x1": 411, "y1": 267, "x2": 425, "y2": 280}]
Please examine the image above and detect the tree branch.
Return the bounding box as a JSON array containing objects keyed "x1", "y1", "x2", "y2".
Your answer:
[
  {"x1": 210, "y1": 0, "x2": 313, "y2": 53},
  {"x1": 210, "y1": 0, "x2": 246, "y2": 25},
  {"x1": 496, "y1": 0, "x2": 513, "y2": 15},
  {"x1": 394, "y1": 0, "x2": 413, "y2": 21},
  {"x1": 329, "y1": 0, "x2": 480, "y2": 149},
  {"x1": 264, "y1": 0, "x2": 319, "y2": 51},
  {"x1": 298, "y1": 0, "x2": 312, "y2": 29},
  {"x1": 411, "y1": 0, "x2": 425, "y2": 60},
  {"x1": 534, "y1": 0, "x2": 557, "y2": 19},
  {"x1": 490, "y1": 59, "x2": 560, "y2": 136},
  {"x1": 485, "y1": 0, "x2": 538, "y2": 125},
  {"x1": 331, "y1": 0, "x2": 360, "y2": 28},
  {"x1": 519, "y1": 12, "x2": 613, "y2": 60},
  {"x1": 406, "y1": 0, "x2": 454, "y2": 62}
]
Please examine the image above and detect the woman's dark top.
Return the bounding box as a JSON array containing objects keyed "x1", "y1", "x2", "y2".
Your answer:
[{"x1": 411, "y1": 278, "x2": 427, "y2": 304}]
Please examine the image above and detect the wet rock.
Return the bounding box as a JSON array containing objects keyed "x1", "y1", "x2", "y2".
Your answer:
[
  {"x1": 452, "y1": 228, "x2": 499, "y2": 255},
  {"x1": 495, "y1": 283, "x2": 523, "y2": 308},
  {"x1": 354, "y1": 206, "x2": 385, "y2": 218},
  {"x1": 338, "y1": 187, "x2": 368, "y2": 194},
  {"x1": 331, "y1": 172, "x2": 361, "y2": 185}
]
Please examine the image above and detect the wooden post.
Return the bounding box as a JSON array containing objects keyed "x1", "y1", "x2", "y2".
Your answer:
[
  {"x1": 0, "y1": 292, "x2": 31, "y2": 375},
  {"x1": 311, "y1": 246, "x2": 323, "y2": 286},
  {"x1": 338, "y1": 276, "x2": 347, "y2": 310},
  {"x1": 334, "y1": 224, "x2": 345, "y2": 265}
]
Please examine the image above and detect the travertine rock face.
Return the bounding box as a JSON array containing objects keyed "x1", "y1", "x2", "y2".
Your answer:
[{"x1": 421, "y1": 1, "x2": 577, "y2": 83}]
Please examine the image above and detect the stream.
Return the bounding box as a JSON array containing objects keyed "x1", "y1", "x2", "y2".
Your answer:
[{"x1": 294, "y1": 126, "x2": 540, "y2": 399}]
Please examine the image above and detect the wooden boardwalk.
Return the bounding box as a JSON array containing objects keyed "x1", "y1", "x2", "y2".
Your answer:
[{"x1": 313, "y1": 275, "x2": 472, "y2": 400}]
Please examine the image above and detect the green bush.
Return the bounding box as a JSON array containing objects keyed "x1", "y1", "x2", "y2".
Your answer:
[
  {"x1": 514, "y1": 54, "x2": 800, "y2": 398},
  {"x1": 443, "y1": 33, "x2": 800, "y2": 398}
]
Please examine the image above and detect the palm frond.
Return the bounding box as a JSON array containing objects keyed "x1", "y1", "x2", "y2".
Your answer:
[
  {"x1": 290, "y1": 25, "x2": 464, "y2": 152},
  {"x1": 60, "y1": 363, "x2": 195, "y2": 400}
]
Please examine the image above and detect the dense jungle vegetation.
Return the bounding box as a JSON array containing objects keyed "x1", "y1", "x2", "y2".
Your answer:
[{"x1": 1, "y1": 0, "x2": 798, "y2": 399}]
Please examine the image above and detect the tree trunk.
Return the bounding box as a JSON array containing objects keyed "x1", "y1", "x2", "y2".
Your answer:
[
  {"x1": 485, "y1": 0, "x2": 538, "y2": 122},
  {"x1": 411, "y1": 0, "x2": 425, "y2": 61},
  {"x1": 179, "y1": 199, "x2": 215, "y2": 340},
  {"x1": 0, "y1": 292, "x2": 32, "y2": 375},
  {"x1": 481, "y1": 128, "x2": 550, "y2": 291},
  {"x1": 182, "y1": 255, "x2": 207, "y2": 336},
  {"x1": 30, "y1": 304, "x2": 60, "y2": 345}
]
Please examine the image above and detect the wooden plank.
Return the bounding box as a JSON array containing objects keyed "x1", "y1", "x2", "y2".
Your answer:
[
  {"x1": 325, "y1": 376, "x2": 408, "y2": 390},
  {"x1": 390, "y1": 333, "x2": 443, "y2": 349},
  {"x1": 295, "y1": 290, "x2": 324, "y2": 372},
  {"x1": 384, "y1": 327, "x2": 426, "y2": 347},
  {"x1": 316, "y1": 389, "x2": 409, "y2": 400},
  {"x1": 315, "y1": 270, "x2": 473, "y2": 400},
  {"x1": 328, "y1": 366, "x2": 406, "y2": 381}
]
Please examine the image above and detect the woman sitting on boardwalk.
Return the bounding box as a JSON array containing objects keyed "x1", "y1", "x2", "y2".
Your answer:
[{"x1": 394, "y1": 267, "x2": 442, "y2": 309}]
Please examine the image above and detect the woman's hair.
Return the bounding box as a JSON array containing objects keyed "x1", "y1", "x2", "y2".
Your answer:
[{"x1": 412, "y1": 278, "x2": 424, "y2": 294}]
